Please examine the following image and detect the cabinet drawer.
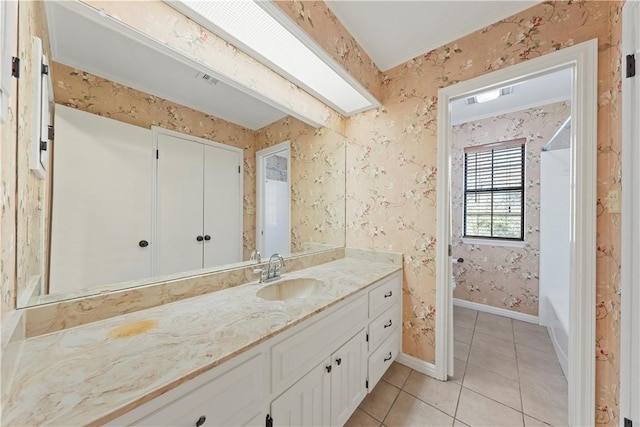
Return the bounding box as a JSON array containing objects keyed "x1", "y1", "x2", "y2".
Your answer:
[
  {"x1": 368, "y1": 272, "x2": 401, "y2": 320},
  {"x1": 133, "y1": 353, "x2": 264, "y2": 426},
  {"x1": 271, "y1": 294, "x2": 368, "y2": 394},
  {"x1": 368, "y1": 331, "x2": 400, "y2": 392},
  {"x1": 368, "y1": 303, "x2": 400, "y2": 352}
]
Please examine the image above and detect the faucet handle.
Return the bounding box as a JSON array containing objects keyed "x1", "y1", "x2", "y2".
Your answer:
[{"x1": 253, "y1": 268, "x2": 268, "y2": 283}]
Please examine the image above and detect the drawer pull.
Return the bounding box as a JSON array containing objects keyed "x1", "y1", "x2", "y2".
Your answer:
[
  {"x1": 195, "y1": 415, "x2": 206, "y2": 427},
  {"x1": 335, "y1": 357, "x2": 342, "y2": 366},
  {"x1": 383, "y1": 319, "x2": 393, "y2": 328},
  {"x1": 384, "y1": 291, "x2": 393, "y2": 298},
  {"x1": 384, "y1": 352, "x2": 393, "y2": 362},
  {"x1": 326, "y1": 365, "x2": 332, "y2": 373}
]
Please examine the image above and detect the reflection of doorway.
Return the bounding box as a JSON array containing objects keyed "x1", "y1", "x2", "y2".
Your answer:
[{"x1": 256, "y1": 141, "x2": 291, "y2": 257}]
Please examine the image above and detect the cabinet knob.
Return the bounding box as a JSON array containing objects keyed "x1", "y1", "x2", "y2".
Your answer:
[
  {"x1": 195, "y1": 415, "x2": 206, "y2": 427},
  {"x1": 204, "y1": 235, "x2": 211, "y2": 241},
  {"x1": 384, "y1": 320, "x2": 393, "y2": 328},
  {"x1": 326, "y1": 365, "x2": 332, "y2": 373},
  {"x1": 384, "y1": 291, "x2": 393, "y2": 298},
  {"x1": 335, "y1": 357, "x2": 342, "y2": 366},
  {"x1": 196, "y1": 235, "x2": 204, "y2": 242},
  {"x1": 138, "y1": 240, "x2": 149, "y2": 248},
  {"x1": 384, "y1": 352, "x2": 393, "y2": 362}
]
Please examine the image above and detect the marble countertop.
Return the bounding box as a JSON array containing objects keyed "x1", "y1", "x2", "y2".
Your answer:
[{"x1": 4, "y1": 258, "x2": 401, "y2": 426}]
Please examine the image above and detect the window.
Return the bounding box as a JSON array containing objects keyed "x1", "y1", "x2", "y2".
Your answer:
[{"x1": 463, "y1": 139, "x2": 525, "y2": 240}]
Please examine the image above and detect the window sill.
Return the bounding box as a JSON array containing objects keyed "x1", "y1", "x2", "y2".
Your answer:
[{"x1": 461, "y1": 238, "x2": 527, "y2": 248}]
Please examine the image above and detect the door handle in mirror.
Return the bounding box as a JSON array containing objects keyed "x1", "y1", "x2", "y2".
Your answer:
[
  {"x1": 335, "y1": 357, "x2": 342, "y2": 366},
  {"x1": 196, "y1": 235, "x2": 204, "y2": 242},
  {"x1": 384, "y1": 320, "x2": 392, "y2": 328},
  {"x1": 138, "y1": 240, "x2": 149, "y2": 248},
  {"x1": 204, "y1": 235, "x2": 211, "y2": 241},
  {"x1": 326, "y1": 365, "x2": 332, "y2": 373}
]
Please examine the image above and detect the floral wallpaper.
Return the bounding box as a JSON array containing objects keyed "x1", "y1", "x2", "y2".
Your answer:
[
  {"x1": 274, "y1": 1, "x2": 384, "y2": 102},
  {"x1": 50, "y1": 61, "x2": 259, "y2": 263},
  {"x1": 344, "y1": 1, "x2": 622, "y2": 423},
  {"x1": 451, "y1": 101, "x2": 571, "y2": 316},
  {"x1": 82, "y1": 0, "x2": 345, "y2": 134},
  {"x1": 255, "y1": 117, "x2": 346, "y2": 252}
]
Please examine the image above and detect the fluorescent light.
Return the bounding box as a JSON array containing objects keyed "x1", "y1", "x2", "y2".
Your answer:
[
  {"x1": 475, "y1": 89, "x2": 501, "y2": 103},
  {"x1": 170, "y1": 1, "x2": 374, "y2": 115}
]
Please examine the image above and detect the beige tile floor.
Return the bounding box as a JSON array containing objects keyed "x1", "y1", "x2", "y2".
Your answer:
[{"x1": 345, "y1": 306, "x2": 568, "y2": 427}]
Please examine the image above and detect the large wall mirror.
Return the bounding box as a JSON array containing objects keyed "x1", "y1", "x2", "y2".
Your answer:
[{"x1": 16, "y1": 0, "x2": 346, "y2": 308}]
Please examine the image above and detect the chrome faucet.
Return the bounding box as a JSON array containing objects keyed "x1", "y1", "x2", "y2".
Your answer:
[
  {"x1": 266, "y1": 253, "x2": 285, "y2": 281},
  {"x1": 254, "y1": 253, "x2": 286, "y2": 283},
  {"x1": 249, "y1": 249, "x2": 261, "y2": 263}
]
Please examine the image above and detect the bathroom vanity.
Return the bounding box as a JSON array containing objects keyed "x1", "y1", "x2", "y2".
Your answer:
[{"x1": 3, "y1": 257, "x2": 402, "y2": 426}]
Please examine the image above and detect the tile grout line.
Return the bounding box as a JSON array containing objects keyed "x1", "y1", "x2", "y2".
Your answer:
[
  {"x1": 451, "y1": 309, "x2": 478, "y2": 423},
  {"x1": 379, "y1": 372, "x2": 408, "y2": 426},
  {"x1": 459, "y1": 320, "x2": 526, "y2": 415},
  {"x1": 398, "y1": 381, "x2": 460, "y2": 423},
  {"x1": 512, "y1": 318, "x2": 527, "y2": 426}
]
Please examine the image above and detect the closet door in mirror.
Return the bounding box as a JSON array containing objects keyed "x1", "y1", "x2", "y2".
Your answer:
[
  {"x1": 203, "y1": 144, "x2": 242, "y2": 267},
  {"x1": 49, "y1": 105, "x2": 153, "y2": 294},
  {"x1": 156, "y1": 133, "x2": 205, "y2": 276}
]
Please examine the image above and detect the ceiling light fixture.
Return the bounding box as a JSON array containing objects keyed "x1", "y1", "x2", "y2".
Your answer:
[
  {"x1": 465, "y1": 86, "x2": 514, "y2": 105},
  {"x1": 167, "y1": 0, "x2": 378, "y2": 116},
  {"x1": 475, "y1": 89, "x2": 501, "y2": 103}
]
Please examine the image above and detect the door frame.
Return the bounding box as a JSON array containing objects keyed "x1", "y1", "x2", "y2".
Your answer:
[
  {"x1": 151, "y1": 126, "x2": 244, "y2": 275},
  {"x1": 256, "y1": 141, "x2": 291, "y2": 257},
  {"x1": 435, "y1": 40, "x2": 598, "y2": 426},
  {"x1": 621, "y1": 0, "x2": 640, "y2": 424}
]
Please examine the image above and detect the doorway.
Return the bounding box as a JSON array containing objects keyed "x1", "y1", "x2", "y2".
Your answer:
[
  {"x1": 256, "y1": 141, "x2": 291, "y2": 257},
  {"x1": 435, "y1": 40, "x2": 598, "y2": 426}
]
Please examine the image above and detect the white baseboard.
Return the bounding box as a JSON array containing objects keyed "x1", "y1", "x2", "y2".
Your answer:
[
  {"x1": 453, "y1": 298, "x2": 539, "y2": 324},
  {"x1": 396, "y1": 353, "x2": 436, "y2": 377},
  {"x1": 547, "y1": 324, "x2": 569, "y2": 378}
]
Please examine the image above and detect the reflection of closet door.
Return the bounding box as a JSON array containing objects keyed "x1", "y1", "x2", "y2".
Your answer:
[
  {"x1": 50, "y1": 105, "x2": 153, "y2": 294},
  {"x1": 156, "y1": 133, "x2": 204, "y2": 276},
  {"x1": 203, "y1": 144, "x2": 242, "y2": 267}
]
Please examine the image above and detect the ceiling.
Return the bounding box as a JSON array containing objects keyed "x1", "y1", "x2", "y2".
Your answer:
[
  {"x1": 45, "y1": 2, "x2": 287, "y2": 131},
  {"x1": 326, "y1": 1, "x2": 541, "y2": 72},
  {"x1": 451, "y1": 68, "x2": 572, "y2": 125},
  {"x1": 46, "y1": 1, "x2": 548, "y2": 129}
]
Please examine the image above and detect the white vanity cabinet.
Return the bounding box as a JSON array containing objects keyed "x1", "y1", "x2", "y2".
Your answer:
[
  {"x1": 330, "y1": 329, "x2": 368, "y2": 426},
  {"x1": 109, "y1": 270, "x2": 402, "y2": 427},
  {"x1": 270, "y1": 357, "x2": 332, "y2": 427},
  {"x1": 271, "y1": 329, "x2": 367, "y2": 427},
  {"x1": 109, "y1": 351, "x2": 266, "y2": 427}
]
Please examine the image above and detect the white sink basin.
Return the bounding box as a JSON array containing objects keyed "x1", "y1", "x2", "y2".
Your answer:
[{"x1": 257, "y1": 278, "x2": 326, "y2": 301}]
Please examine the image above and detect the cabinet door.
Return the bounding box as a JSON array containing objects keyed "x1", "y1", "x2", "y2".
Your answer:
[
  {"x1": 271, "y1": 358, "x2": 331, "y2": 427},
  {"x1": 133, "y1": 353, "x2": 264, "y2": 427},
  {"x1": 330, "y1": 329, "x2": 368, "y2": 426},
  {"x1": 156, "y1": 133, "x2": 204, "y2": 276},
  {"x1": 203, "y1": 144, "x2": 242, "y2": 267},
  {"x1": 50, "y1": 105, "x2": 153, "y2": 293}
]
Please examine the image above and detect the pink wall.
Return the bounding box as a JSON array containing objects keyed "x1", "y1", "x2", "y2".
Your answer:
[{"x1": 451, "y1": 101, "x2": 571, "y2": 316}]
